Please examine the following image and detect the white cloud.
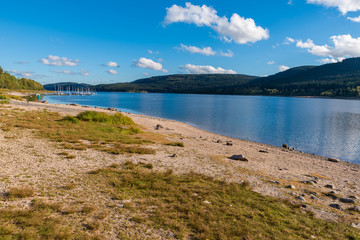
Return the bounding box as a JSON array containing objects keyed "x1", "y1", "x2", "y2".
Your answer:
[
  {"x1": 164, "y1": 2, "x2": 269, "y2": 44},
  {"x1": 348, "y1": 15, "x2": 360, "y2": 22},
  {"x1": 52, "y1": 69, "x2": 89, "y2": 76},
  {"x1": 318, "y1": 57, "x2": 345, "y2": 64},
  {"x1": 107, "y1": 61, "x2": 119, "y2": 67},
  {"x1": 7, "y1": 70, "x2": 33, "y2": 78},
  {"x1": 148, "y1": 50, "x2": 160, "y2": 54},
  {"x1": 307, "y1": 0, "x2": 360, "y2": 14},
  {"x1": 267, "y1": 61, "x2": 275, "y2": 65},
  {"x1": 134, "y1": 58, "x2": 168, "y2": 73},
  {"x1": 178, "y1": 43, "x2": 216, "y2": 56},
  {"x1": 279, "y1": 65, "x2": 290, "y2": 72},
  {"x1": 80, "y1": 69, "x2": 89, "y2": 76},
  {"x1": 40, "y1": 55, "x2": 79, "y2": 66},
  {"x1": 14, "y1": 61, "x2": 30, "y2": 64},
  {"x1": 181, "y1": 64, "x2": 237, "y2": 74},
  {"x1": 7, "y1": 70, "x2": 46, "y2": 79},
  {"x1": 106, "y1": 69, "x2": 118, "y2": 75},
  {"x1": 284, "y1": 37, "x2": 295, "y2": 44},
  {"x1": 294, "y1": 35, "x2": 360, "y2": 61},
  {"x1": 288, "y1": 0, "x2": 293, "y2": 5},
  {"x1": 53, "y1": 70, "x2": 77, "y2": 75},
  {"x1": 219, "y1": 50, "x2": 234, "y2": 57},
  {"x1": 143, "y1": 72, "x2": 150, "y2": 76}
]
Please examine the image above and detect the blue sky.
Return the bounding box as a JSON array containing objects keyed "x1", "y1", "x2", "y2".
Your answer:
[{"x1": 1, "y1": 0, "x2": 360, "y2": 84}]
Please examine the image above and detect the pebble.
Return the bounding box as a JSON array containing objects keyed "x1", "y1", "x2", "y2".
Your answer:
[
  {"x1": 324, "y1": 184, "x2": 334, "y2": 189},
  {"x1": 348, "y1": 195, "x2": 358, "y2": 199},
  {"x1": 117, "y1": 204, "x2": 124, "y2": 208},
  {"x1": 203, "y1": 200, "x2": 211, "y2": 204},
  {"x1": 226, "y1": 142, "x2": 233, "y2": 146},
  {"x1": 230, "y1": 155, "x2": 248, "y2": 162},
  {"x1": 269, "y1": 180, "x2": 280, "y2": 184},
  {"x1": 296, "y1": 196, "x2": 306, "y2": 201},
  {"x1": 339, "y1": 198, "x2": 355, "y2": 204},
  {"x1": 329, "y1": 203, "x2": 343, "y2": 210},
  {"x1": 155, "y1": 124, "x2": 164, "y2": 130},
  {"x1": 328, "y1": 157, "x2": 340, "y2": 163},
  {"x1": 259, "y1": 150, "x2": 268, "y2": 153},
  {"x1": 285, "y1": 185, "x2": 296, "y2": 189},
  {"x1": 170, "y1": 154, "x2": 177, "y2": 158}
]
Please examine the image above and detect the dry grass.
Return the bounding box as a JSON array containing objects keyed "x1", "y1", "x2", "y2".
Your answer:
[
  {"x1": 0, "y1": 109, "x2": 157, "y2": 155},
  {"x1": 88, "y1": 162, "x2": 360, "y2": 240},
  {"x1": 7, "y1": 186, "x2": 34, "y2": 198}
]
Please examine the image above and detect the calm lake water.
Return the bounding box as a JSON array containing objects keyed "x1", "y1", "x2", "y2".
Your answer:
[{"x1": 44, "y1": 92, "x2": 360, "y2": 164}]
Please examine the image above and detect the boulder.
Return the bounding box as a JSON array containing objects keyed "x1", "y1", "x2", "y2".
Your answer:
[{"x1": 230, "y1": 155, "x2": 248, "y2": 162}]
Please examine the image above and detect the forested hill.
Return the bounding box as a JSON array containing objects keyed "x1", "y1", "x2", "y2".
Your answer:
[
  {"x1": 95, "y1": 74, "x2": 258, "y2": 94},
  {"x1": 0, "y1": 67, "x2": 43, "y2": 90},
  {"x1": 44, "y1": 57, "x2": 360, "y2": 97}
]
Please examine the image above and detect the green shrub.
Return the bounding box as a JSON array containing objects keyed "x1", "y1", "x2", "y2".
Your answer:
[
  {"x1": 0, "y1": 95, "x2": 9, "y2": 100},
  {"x1": 61, "y1": 116, "x2": 80, "y2": 124},
  {"x1": 76, "y1": 111, "x2": 134, "y2": 125},
  {"x1": 0, "y1": 100, "x2": 10, "y2": 104}
]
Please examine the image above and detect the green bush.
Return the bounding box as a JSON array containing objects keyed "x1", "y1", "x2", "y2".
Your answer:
[
  {"x1": 76, "y1": 111, "x2": 134, "y2": 125},
  {"x1": 61, "y1": 116, "x2": 80, "y2": 124}
]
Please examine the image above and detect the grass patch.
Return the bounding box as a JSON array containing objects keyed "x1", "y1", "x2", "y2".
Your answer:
[
  {"x1": 89, "y1": 163, "x2": 360, "y2": 240},
  {"x1": 7, "y1": 186, "x2": 34, "y2": 198},
  {"x1": 76, "y1": 111, "x2": 134, "y2": 125},
  {"x1": 165, "y1": 142, "x2": 184, "y2": 147},
  {"x1": 0, "y1": 109, "x2": 156, "y2": 155},
  {"x1": 0, "y1": 100, "x2": 10, "y2": 104},
  {"x1": 0, "y1": 199, "x2": 99, "y2": 239}
]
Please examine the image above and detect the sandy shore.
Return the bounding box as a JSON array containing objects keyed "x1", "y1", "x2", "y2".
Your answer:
[{"x1": 2, "y1": 99, "x2": 360, "y2": 232}]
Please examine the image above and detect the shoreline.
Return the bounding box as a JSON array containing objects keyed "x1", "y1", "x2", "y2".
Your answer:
[{"x1": 4, "y1": 99, "x2": 360, "y2": 225}]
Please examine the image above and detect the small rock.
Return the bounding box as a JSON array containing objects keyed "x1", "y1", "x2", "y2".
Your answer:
[
  {"x1": 259, "y1": 150, "x2": 268, "y2": 153},
  {"x1": 203, "y1": 200, "x2": 210, "y2": 204},
  {"x1": 300, "y1": 181, "x2": 313, "y2": 185},
  {"x1": 216, "y1": 140, "x2": 223, "y2": 143},
  {"x1": 69, "y1": 103, "x2": 80, "y2": 106},
  {"x1": 348, "y1": 195, "x2": 358, "y2": 199},
  {"x1": 351, "y1": 223, "x2": 360, "y2": 229},
  {"x1": 180, "y1": 137, "x2": 186, "y2": 140},
  {"x1": 296, "y1": 196, "x2": 306, "y2": 201},
  {"x1": 310, "y1": 196, "x2": 317, "y2": 200},
  {"x1": 282, "y1": 144, "x2": 288, "y2": 149},
  {"x1": 107, "y1": 107, "x2": 117, "y2": 111},
  {"x1": 324, "y1": 184, "x2": 334, "y2": 189},
  {"x1": 230, "y1": 155, "x2": 248, "y2": 162},
  {"x1": 328, "y1": 157, "x2": 340, "y2": 163},
  {"x1": 339, "y1": 198, "x2": 355, "y2": 204},
  {"x1": 226, "y1": 142, "x2": 233, "y2": 146},
  {"x1": 329, "y1": 203, "x2": 343, "y2": 210},
  {"x1": 117, "y1": 204, "x2": 124, "y2": 208},
  {"x1": 269, "y1": 180, "x2": 280, "y2": 184},
  {"x1": 285, "y1": 185, "x2": 296, "y2": 189},
  {"x1": 348, "y1": 206, "x2": 360, "y2": 212},
  {"x1": 170, "y1": 154, "x2": 177, "y2": 158},
  {"x1": 155, "y1": 124, "x2": 164, "y2": 130},
  {"x1": 42, "y1": 100, "x2": 48, "y2": 104}
]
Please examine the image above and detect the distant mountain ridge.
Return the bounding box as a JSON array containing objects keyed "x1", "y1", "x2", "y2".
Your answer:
[{"x1": 44, "y1": 57, "x2": 360, "y2": 97}]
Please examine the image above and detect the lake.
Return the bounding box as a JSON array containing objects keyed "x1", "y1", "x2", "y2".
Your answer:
[{"x1": 44, "y1": 92, "x2": 360, "y2": 164}]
